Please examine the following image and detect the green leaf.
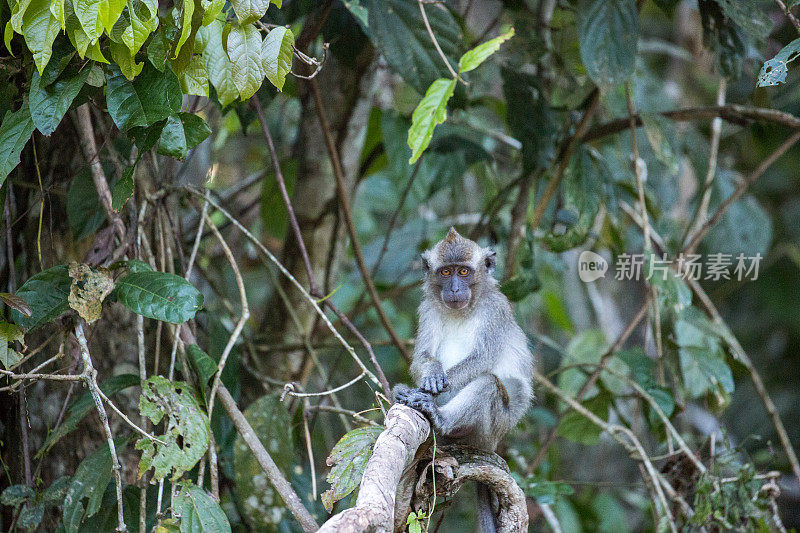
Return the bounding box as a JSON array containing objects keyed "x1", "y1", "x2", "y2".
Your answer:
[
  {"x1": 557, "y1": 392, "x2": 611, "y2": 445},
  {"x1": 233, "y1": 393, "x2": 293, "y2": 528},
  {"x1": 758, "y1": 38, "x2": 800, "y2": 87},
  {"x1": 65, "y1": 11, "x2": 108, "y2": 62},
  {"x1": 173, "y1": 482, "x2": 231, "y2": 533},
  {"x1": 698, "y1": 0, "x2": 747, "y2": 79},
  {"x1": 227, "y1": 22, "x2": 264, "y2": 101},
  {"x1": 704, "y1": 171, "x2": 772, "y2": 257},
  {"x1": 321, "y1": 425, "x2": 383, "y2": 512},
  {"x1": 558, "y1": 329, "x2": 627, "y2": 397},
  {"x1": 578, "y1": 0, "x2": 638, "y2": 86},
  {"x1": 73, "y1": 0, "x2": 103, "y2": 43},
  {"x1": 67, "y1": 167, "x2": 107, "y2": 240},
  {"x1": 618, "y1": 348, "x2": 675, "y2": 419},
  {"x1": 97, "y1": 0, "x2": 125, "y2": 33},
  {"x1": 199, "y1": 20, "x2": 239, "y2": 105},
  {"x1": 458, "y1": 27, "x2": 513, "y2": 74},
  {"x1": 1, "y1": 484, "x2": 34, "y2": 507},
  {"x1": 109, "y1": 40, "x2": 143, "y2": 82},
  {"x1": 201, "y1": 0, "x2": 224, "y2": 26},
  {"x1": 260, "y1": 159, "x2": 296, "y2": 239},
  {"x1": 229, "y1": 0, "x2": 268, "y2": 24},
  {"x1": 0, "y1": 321, "x2": 25, "y2": 369},
  {"x1": 12, "y1": 265, "x2": 72, "y2": 330},
  {"x1": 63, "y1": 437, "x2": 130, "y2": 532},
  {"x1": 179, "y1": 54, "x2": 209, "y2": 96},
  {"x1": 114, "y1": 270, "x2": 204, "y2": 323},
  {"x1": 173, "y1": 0, "x2": 195, "y2": 58},
  {"x1": 136, "y1": 376, "x2": 210, "y2": 481},
  {"x1": 18, "y1": 502, "x2": 44, "y2": 530},
  {"x1": 713, "y1": 0, "x2": 771, "y2": 43},
  {"x1": 518, "y1": 476, "x2": 574, "y2": 505},
  {"x1": 111, "y1": 164, "x2": 135, "y2": 211},
  {"x1": 42, "y1": 476, "x2": 72, "y2": 504},
  {"x1": 360, "y1": 0, "x2": 462, "y2": 94},
  {"x1": 186, "y1": 343, "x2": 216, "y2": 401},
  {"x1": 157, "y1": 113, "x2": 210, "y2": 160},
  {"x1": 105, "y1": 61, "x2": 182, "y2": 130},
  {"x1": 261, "y1": 26, "x2": 293, "y2": 91},
  {"x1": 675, "y1": 308, "x2": 733, "y2": 398},
  {"x1": 0, "y1": 101, "x2": 34, "y2": 187},
  {"x1": 21, "y1": 0, "x2": 61, "y2": 73},
  {"x1": 29, "y1": 68, "x2": 90, "y2": 136},
  {"x1": 407, "y1": 77, "x2": 455, "y2": 164},
  {"x1": 37, "y1": 374, "x2": 140, "y2": 457},
  {"x1": 121, "y1": 0, "x2": 158, "y2": 58}
]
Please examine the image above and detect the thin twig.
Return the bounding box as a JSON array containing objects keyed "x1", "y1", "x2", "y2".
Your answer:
[
  {"x1": 775, "y1": 0, "x2": 800, "y2": 30},
  {"x1": 684, "y1": 131, "x2": 800, "y2": 253},
  {"x1": 74, "y1": 322, "x2": 126, "y2": 532},
  {"x1": 283, "y1": 371, "x2": 367, "y2": 398},
  {"x1": 531, "y1": 90, "x2": 600, "y2": 230},
  {"x1": 418, "y1": 0, "x2": 458, "y2": 79}
]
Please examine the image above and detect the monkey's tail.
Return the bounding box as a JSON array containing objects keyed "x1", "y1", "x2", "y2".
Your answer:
[{"x1": 476, "y1": 482, "x2": 497, "y2": 533}]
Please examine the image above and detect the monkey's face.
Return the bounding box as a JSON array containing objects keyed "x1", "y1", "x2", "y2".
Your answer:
[{"x1": 435, "y1": 265, "x2": 474, "y2": 310}]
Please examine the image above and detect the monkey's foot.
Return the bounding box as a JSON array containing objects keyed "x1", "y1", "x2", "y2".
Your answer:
[{"x1": 420, "y1": 373, "x2": 450, "y2": 395}]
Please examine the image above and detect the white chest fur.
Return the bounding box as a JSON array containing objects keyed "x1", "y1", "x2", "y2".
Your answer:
[{"x1": 435, "y1": 314, "x2": 480, "y2": 371}]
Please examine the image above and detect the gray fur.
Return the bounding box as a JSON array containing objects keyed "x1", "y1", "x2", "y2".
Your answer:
[{"x1": 398, "y1": 228, "x2": 534, "y2": 450}]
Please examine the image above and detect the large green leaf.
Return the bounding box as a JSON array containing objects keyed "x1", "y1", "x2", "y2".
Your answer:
[
  {"x1": 157, "y1": 113, "x2": 210, "y2": 159},
  {"x1": 227, "y1": 22, "x2": 264, "y2": 101},
  {"x1": 0, "y1": 101, "x2": 34, "y2": 187},
  {"x1": 179, "y1": 54, "x2": 209, "y2": 96},
  {"x1": 136, "y1": 376, "x2": 210, "y2": 481},
  {"x1": 97, "y1": 0, "x2": 125, "y2": 32},
  {"x1": 407, "y1": 77, "x2": 455, "y2": 164},
  {"x1": 360, "y1": 0, "x2": 462, "y2": 94},
  {"x1": 38, "y1": 374, "x2": 140, "y2": 457},
  {"x1": 577, "y1": 0, "x2": 638, "y2": 86},
  {"x1": 29, "y1": 68, "x2": 90, "y2": 136},
  {"x1": 458, "y1": 27, "x2": 513, "y2": 74},
  {"x1": 261, "y1": 26, "x2": 293, "y2": 91},
  {"x1": 200, "y1": 20, "x2": 239, "y2": 105},
  {"x1": 21, "y1": 0, "x2": 61, "y2": 73},
  {"x1": 556, "y1": 392, "x2": 611, "y2": 445},
  {"x1": 105, "y1": 62, "x2": 182, "y2": 130},
  {"x1": 114, "y1": 270, "x2": 203, "y2": 323},
  {"x1": 321, "y1": 425, "x2": 383, "y2": 512},
  {"x1": 233, "y1": 393, "x2": 293, "y2": 528},
  {"x1": 120, "y1": 0, "x2": 159, "y2": 58},
  {"x1": 73, "y1": 0, "x2": 103, "y2": 43},
  {"x1": 173, "y1": 482, "x2": 231, "y2": 533},
  {"x1": 63, "y1": 437, "x2": 130, "y2": 533},
  {"x1": 229, "y1": 0, "x2": 268, "y2": 24},
  {"x1": 12, "y1": 265, "x2": 72, "y2": 330}
]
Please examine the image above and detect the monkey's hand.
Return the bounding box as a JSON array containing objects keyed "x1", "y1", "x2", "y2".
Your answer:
[
  {"x1": 393, "y1": 385, "x2": 442, "y2": 427},
  {"x1": 420, "y1": 372, "x2": 450, "y2": 395}
]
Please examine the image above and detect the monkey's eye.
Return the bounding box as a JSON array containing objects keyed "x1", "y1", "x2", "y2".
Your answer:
[
  {"x1": 458, "y1": 267, "x2": 470, "y2": 276},
  {"x1": 440, "y1": 268, "x2": 452, "y2": 276}
]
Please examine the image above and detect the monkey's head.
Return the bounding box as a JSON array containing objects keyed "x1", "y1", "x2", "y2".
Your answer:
[{"x1": 420, "y1": 227, "x2": 496, "y2": 312}]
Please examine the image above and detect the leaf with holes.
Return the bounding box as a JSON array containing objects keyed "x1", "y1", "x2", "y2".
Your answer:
[
  {"x1": 12, "y1": 264, "x2": 72, "y2": 330},
  {"x1": 233, "y1": 393, "x2": 293, "y2": 528},
  {"x1": 173, "y1": 482, "x2": 231, "y2": 533},
  {"x1": 136, "y1": 376, "x2": 210, "y2": 481},
  {"x1": 38, "y1": 374, "x2": 139, "y2": 457},
  {"x1": 1, "y1": 485, "x2": 33, "y2": 507},
  {"x1": 321, "y1": 425, "x2": 383, "y2": 512},
  {"x1": 114, "y1": 270, "x2": 204, "y2": 323},
  {"x1": 67, "y1": 262, "x2": 115, "y2": 324},
  {"x1": 758, "y1": 38, "x2": 800, "y2": 87}
]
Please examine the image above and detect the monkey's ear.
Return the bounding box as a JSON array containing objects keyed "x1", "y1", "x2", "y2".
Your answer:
[
  {"x1": 484, "y1": 250, "x2": 496, "y2": 273},
  {"x1": 420, "y1": 252, "x2": 431, "y2": 271}
]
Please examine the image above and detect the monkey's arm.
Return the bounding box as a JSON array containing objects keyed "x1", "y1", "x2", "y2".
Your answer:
[{"x1": 397, "y1": 373, "x2": 528, "y2": 449}]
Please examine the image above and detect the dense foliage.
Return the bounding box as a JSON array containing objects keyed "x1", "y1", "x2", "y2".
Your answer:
[{"x1": 1, "y1": 0, "x2": 800, "y2": 531}]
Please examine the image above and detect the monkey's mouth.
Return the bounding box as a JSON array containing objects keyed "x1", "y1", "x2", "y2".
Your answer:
[{"x1": 442, "y1": 298, "x2": 470, "y2": 310}]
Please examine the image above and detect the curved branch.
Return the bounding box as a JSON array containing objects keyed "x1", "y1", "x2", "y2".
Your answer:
[
  {"x1": 583, "y1": 105, "x2": 800, "y2": 143},
  {"x1": 318, "y1": 404, "x2": 430, "y2": 533}
]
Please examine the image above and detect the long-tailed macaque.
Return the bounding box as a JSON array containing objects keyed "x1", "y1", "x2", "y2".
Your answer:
[{"x1": 394, "y1": 227, "x2": 533, "y2": 532}]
